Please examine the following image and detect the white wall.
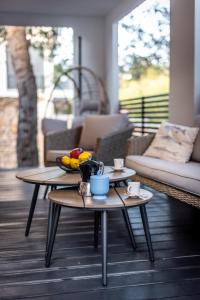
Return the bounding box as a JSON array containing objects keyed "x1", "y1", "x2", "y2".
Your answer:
[
  {"x1": 72, "y1": 18, "x2": 105, "y2": 82},
  {"x1": 170, "y1": 0, "x2": 200, "y2": 126}
]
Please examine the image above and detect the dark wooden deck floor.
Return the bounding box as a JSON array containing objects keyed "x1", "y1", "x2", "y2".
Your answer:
[{"x1": 0, "y1": 170, "x2": 200, "y2": 300}]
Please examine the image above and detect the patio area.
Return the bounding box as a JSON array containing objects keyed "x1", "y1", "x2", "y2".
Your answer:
[
  {"x1": 0, "y1": 170, "x2": 200, "y2": 300},
  {"x1": 0, "y1": 0, "x2": 200, "y2": 299}
]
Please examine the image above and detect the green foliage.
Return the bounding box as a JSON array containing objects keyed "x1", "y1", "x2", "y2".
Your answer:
[
  {"x1": 119, "y1": 0, "x2": 170, "y2": 80},
  {"x1": 26, "y1": 27, "x2": 60, "y2": 58},
  {"x1": 53, "y1": 59, "x2": 70, "y2": 81},
  {"x1": 119, "y1": 67, "x2": 169, "y2": 100}
]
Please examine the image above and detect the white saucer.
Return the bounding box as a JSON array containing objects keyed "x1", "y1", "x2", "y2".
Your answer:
[
  {"x1": 124, "y1": 189, "x2": 153, "y2": 201},
  {"x1": 112, "y1": 167, "x2": 125, "y2": 172}
]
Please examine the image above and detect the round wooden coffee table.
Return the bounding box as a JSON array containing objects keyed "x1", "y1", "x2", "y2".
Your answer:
[
  {"x1": 16, "y1": 166, "x2": 136, "y2": 236},
  {"x1": 46, "y1": 187, "x2": 154, "y2": 286}
]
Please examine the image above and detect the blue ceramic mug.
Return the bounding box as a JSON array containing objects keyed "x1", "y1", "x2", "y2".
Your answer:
[{"x1": 90, "y1": 174, "x2": 109, "y2": 200}]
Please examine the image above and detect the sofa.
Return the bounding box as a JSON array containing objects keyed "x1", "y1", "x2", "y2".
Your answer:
[
  {"x1": 125, "y1": 131, "x2": 200, "y2": 209},
  {"x1": 44, "y1": 114, "x2": 133, "y2": 166}
]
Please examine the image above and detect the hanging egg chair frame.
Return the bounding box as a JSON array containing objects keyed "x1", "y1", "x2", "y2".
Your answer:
[{"x1": 44, "y1": 66, "x2": 109, "y2": 118}]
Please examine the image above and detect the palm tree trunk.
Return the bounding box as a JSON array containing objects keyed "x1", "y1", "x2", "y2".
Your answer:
[{"x1": 6, "y1": 27, "x2": 38, "y2": 167}]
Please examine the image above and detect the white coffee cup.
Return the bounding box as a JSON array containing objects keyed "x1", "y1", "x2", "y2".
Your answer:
[
  {"x1": 127, "y1": 182, "x2": 140, "y2": 196},
  {"x1": 114, "y1": 158, "x2": 124, "y2": 170}
]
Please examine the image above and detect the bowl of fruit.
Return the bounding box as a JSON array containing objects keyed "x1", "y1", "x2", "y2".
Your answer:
[{"x1": 56, "y1": 148, "x2": 92, "y2": 173}]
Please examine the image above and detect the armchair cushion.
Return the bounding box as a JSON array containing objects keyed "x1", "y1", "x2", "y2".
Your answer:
[
  {"x1": 79, "y1": 114, "x2": 129, "y2": 150},
  {"x1": 126, "y1": 155, "x2": 200, "y2": 195}
]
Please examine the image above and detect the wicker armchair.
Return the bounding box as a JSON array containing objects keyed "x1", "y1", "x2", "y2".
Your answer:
[
  {"x1": 44, "y1": 126, "x2": 82, "y2": 166},
  {"x1": 126, "y1": 134, "x2": 200, "y2": 209},
  {"x1": 44, "y1": 114, "x2": 133, "y2": 166}
]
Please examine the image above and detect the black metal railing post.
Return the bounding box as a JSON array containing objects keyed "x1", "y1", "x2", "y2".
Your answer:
[
  {"x1": 141, "y1": 96, "x2": 145, "y2": 135},
  {"x1": 119, "y1": 93, "x2": 169, "y2": 135}
]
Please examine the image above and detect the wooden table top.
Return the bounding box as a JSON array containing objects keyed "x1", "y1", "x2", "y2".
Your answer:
[
  {"x1": 16, "y1": 166, "x2": 136, "y2": 185},
  {"x1": 48, "y1": 187, "x2": 152, "y2": 210}
]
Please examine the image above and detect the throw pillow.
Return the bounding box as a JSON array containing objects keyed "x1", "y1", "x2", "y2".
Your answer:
[{"x1": 143, "y1": 121, "x2": 199, "y2": 163}]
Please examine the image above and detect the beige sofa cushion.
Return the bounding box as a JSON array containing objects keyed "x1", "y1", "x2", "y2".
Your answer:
[
  {"x1": 126, "y1": 155, "x2": 200, "y2": 195},
  {"x1": 79, "y1": 114, "x2": 129, "y2": 150},
  {"x1": 144, "y1": 122, "x2": 199, "y2": 163},
  {"x1": 191, "y1": 130, "x2": 200, "y2": 162}
]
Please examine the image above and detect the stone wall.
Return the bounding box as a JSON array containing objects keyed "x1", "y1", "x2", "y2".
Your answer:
[
  {"x1": 0, "y1": 98, "x2": 18, "y2": 168},
  {"x1": 0, "y1": 97, "x2": 45, "y2": 169}
]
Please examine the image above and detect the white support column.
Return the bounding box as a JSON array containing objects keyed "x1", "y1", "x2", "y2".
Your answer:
[
  {"x1": 170, "y1": 0, "x2": 200, "y2": 126},
  {"x1": 194, "y1": 0, "x2": 200, "y2": 125},
  {"x1": 105, "y1": 21, "x2": 118, "y2": 113}
]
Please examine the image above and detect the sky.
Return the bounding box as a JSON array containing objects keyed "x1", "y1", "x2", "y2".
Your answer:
[{"x1": 118, "y1": 0, "x2": 170, "y2": 67}]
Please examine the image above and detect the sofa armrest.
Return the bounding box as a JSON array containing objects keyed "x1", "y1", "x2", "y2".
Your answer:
[
  {"x1": 94, "y1": 126, "x2": 133, "y2": 165},
  {"x1": 44, "y1": 126, "x2": 82, "y2": 161},
  {"x1": 127, "y1": 133, "x2": 155, "y2": 155}
]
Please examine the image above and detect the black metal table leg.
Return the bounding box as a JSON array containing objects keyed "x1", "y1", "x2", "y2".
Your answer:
[
  {"x1": 123, "y1": 179, "x2": 128, "y2": 187},
  {"x1": 25, "y1": 184, "x2": 40, "y2": 236},
  {"x1": 140, "y1": 205, "x2": 154, "y2": 262},
  {"x1": 45, "y1": 203, "x2": 61, "y2": 267},
  {"x1": 114, "y1": 182, "x2": 121, "y2": 188},
  {"x1": 94, "y1": 211, "x2": 100, "y2": 249},
  {"x1": 45, "y1": 186, "x2": 57, "y2": 257},
  {"x1": 101, "y1": 210, "x2": 108, "y2": 286},
  {"x1": 122, "y1": 208, "x2": 137, "y2": 250},
  {"x1": 45, "y1": 201, "x2": 55, "y2": 254},
  {"x1": 43, "y1": 185, "x2": 49, "y2": 200}
]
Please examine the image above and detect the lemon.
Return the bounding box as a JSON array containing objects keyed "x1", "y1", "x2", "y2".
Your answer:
[
  {"x1": 79, "y1": 151, "x2": 92, "y2": 162},
  {"x1": 70, "y1": 158, "x2": 80, "y2": 169},
  {"x1": 61, "y1": 155, "x2": 71, "y2": 167}
]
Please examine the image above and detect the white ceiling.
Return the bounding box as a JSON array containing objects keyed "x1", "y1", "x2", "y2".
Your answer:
[{"x1": 0, "y1": 0, "x2": 123, "y2": 17}]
